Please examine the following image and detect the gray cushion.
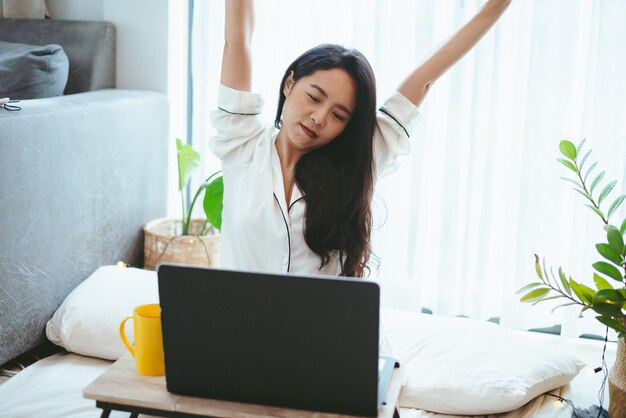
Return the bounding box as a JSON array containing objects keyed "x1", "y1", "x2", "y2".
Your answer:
[
  {"x1": 0, "y1": 18, "x2": 115, "y2": 94},
  {"x1": 0, "y1": 40, "x2": 69, "y2": 99}
]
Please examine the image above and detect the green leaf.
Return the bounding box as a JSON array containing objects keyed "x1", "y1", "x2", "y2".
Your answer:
[
  {"x1": 590, "y1": 171, "x2": 606, "y2": 195},
  {"x1": 551, "y1": 302, "x2": 578, "y2": 314},
  {"x1": 594, "y1": 273, "x2": 614, "y2": 290},
  {"x1": 573, "y1": 188, "x2": 595, "y2": 204},
  {"x1": 576, "y1": 138, "x2": 587, "y2": 154},
  {"x1": 559, "y1": 140, "x2": 577, "y2": 160},
  {"x1": 549, "y1": 267, "x2": 560, "y2": 289},
  {"x1": 569, "y1": 278, "x2": 583, "y2": 302},
  {"x1": 607, "y1": 226, "x2": 625, "y2": 255},
  {"x1": 585, "y1": 204, "x2": 606, "y2": 221},
  {"x1": 593, "y1": 289, "x2": 625, "y2": 304},
  {"x1": 579, "y1": 305, "x2": 592, "y2": 318},
  {"x1": 557, "y1": 158, "x2": 578, "y2": 173},
  {"x1": 584, "y1": 161, "x2": 598, "y2": 183},
  {"x1": 592, "y1": 261, "x2": 624, "y2": 282},
  {"x1": 595, "y1": 316, "x2": 626, "y2": 334},
  {"x1": 608, "y1": 195, "x2": 626, "y2": 221},
  {"x1": 569, "y1": 278, "x2": 594, "y2": 304},
  {"x1": 595, "y1": 243, "x2": 624, "y2": 265},
  {"x1": 532, "y1": 295, "x2": 563, "y2": 306},
  {"x1": 598, "y1": 180, "x2": 617, "y2": 206},
  {"x1": 520, "y1": 287, "x2": 551, "y2": 303},
  {"x1": 534, "y1": 254, "x2": 543, "y2": 280},
  {"x1": 578, "y1": 148, "x2": 592, "y2": 171},
  {"x1": 558, "y1": 267, "x2": 572, "y2": 296},
  {"x1": 516, "y1": 283, "x2": 544, "y2": 294},
  {"x1": 620, "y1": 217, "x2": 626, "y2": 235},
  {"x1": 579, "y1": 283, "x2": 597, "y2": 303},
  {"x1": 203, "y1": 176, "x2": 224, "y2": 231},
  {"x1": 591, "y1": 303, "x2": 624, "y2": 317},
  {"x1": 176, "y1": 138, "x2": 201, "y2": 192},
  {"x1": 559, "y1": 177, "x2": 581, "y2": 187}
]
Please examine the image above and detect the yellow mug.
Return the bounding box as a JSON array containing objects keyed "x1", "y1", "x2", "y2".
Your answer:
[{"x1": 119, "y1": 304, "x2": 165, "y2": 376}]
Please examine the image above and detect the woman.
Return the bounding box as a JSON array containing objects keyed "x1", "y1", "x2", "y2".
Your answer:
[{"x1": 210, "y1": 0, "x2": 512, "y2": 277}]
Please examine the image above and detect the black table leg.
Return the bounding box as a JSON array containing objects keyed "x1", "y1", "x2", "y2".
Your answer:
[
  {"x1": 129, "y1": 413, "x2": 139, "y2": 418},
  {"x1": 99, "y1": 408, "x2": 111, "y2": 418}
]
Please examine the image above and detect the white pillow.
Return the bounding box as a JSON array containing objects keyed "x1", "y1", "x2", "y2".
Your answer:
[
  {"x1": 381, "y1": 308, "x2": 586, "y2": 415},
  {"x1": 46, "y1": 265, "x2": 158, "y2": 360}
]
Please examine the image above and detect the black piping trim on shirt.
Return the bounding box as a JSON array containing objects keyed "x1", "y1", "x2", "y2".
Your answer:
[
  {"x1": 218, "y1": 107, "x2": 261, "y2": 116},
  {"x1": 288, "y1": 196, "x2": 305, "y2": 213},
  {"x1": 379, "y1": 108, "x2": 410, "y2": 138},
  {"x1": 274, "y1": 193, "x2": 291, "y2": 272}
]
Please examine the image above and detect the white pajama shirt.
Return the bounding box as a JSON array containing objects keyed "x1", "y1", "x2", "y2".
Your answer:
[{"x1": 209, "y1": 84, "x2": 419, "y2": 276}]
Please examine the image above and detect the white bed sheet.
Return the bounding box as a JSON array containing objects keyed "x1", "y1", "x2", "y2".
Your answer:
[
  {"x1": 0, "y1": 333, "x2": 616, "y2": 418},
  {"x1": 0, "y1": 352, "x2": 150, "y2": 418}
]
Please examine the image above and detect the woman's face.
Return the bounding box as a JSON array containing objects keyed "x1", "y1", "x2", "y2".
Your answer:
[{"x1": 279, "y1": 68, "x2": 356, "y2": 153}]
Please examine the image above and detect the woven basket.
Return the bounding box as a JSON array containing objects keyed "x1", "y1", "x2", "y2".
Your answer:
[
  {"x1": 609, "y1": 321, "x2": 626, "y2": 418},
  {"x1": 143, "y1": 217, "x2": 220, "y2": 270}
]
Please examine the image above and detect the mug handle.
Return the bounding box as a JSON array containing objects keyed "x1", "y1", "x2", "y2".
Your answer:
[{"x1": 119, "y1": 315, "x2": 135, "y2": 357}]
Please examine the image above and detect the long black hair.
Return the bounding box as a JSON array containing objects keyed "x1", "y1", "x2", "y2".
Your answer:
[{"x1": 274, "y1": 44, "x2": 377, "y2": 277}]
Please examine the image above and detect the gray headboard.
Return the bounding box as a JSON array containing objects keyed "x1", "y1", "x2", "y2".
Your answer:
[
  {"x1": 0, "y1": 18, "x2": 115, "y2": 94},
  {"x1": 0, "y1": 19, "x2": 168, "y2": 366}
]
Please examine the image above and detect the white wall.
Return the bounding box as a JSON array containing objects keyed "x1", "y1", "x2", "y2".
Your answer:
[
  {"x1": 47, "y1": 0, "x2": 188, "y2": 217},
  {"x1": 46, "y1": 0, "x2": 103, "y2": 20},
  {"x1": 47, "y1": 0, "x2": 169, "y2": 94}
]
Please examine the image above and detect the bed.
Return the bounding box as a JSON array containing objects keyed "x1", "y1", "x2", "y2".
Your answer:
[
  {"x1": 0, "y1": 264, "x2": 617, "y2": 418},
  {"x1": 0, "y1": 296, "x2": 616, "y2": 418}
]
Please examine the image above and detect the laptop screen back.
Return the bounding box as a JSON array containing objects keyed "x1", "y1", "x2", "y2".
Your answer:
[{"x1": 158, "y1": 265, "x2": 380, "y2": 416}]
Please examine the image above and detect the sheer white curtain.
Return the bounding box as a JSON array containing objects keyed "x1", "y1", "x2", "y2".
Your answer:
[{"x1": 190, "y1": 0, "x2": 626, "y2": 337}]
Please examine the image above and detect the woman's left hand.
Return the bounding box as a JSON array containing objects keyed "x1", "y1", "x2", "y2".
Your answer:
[{"x1": 397, "y1": 0, "x2": 513, "y2": 108}]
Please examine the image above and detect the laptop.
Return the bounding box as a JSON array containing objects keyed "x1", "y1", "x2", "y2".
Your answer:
[{"x1": 157, "y1": 264, "x2": 396, "y2": 417}]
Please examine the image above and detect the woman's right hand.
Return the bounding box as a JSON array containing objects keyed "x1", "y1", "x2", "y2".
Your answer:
[{"x1": 221, "y1": 0, "x2": 254, "y2": 91}]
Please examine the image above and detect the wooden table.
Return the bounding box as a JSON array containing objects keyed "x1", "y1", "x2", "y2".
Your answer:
[{"x1": 83, "y1": 354, "x2": 404, "y2": 418}]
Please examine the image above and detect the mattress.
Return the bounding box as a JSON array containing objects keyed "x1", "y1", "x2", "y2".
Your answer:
[
  {"x1": 0, "y1": 332, "x2": 616, "y2": 418},
  {"x1": 0, "y1": 353, "x2": 136, "y2": 418}
]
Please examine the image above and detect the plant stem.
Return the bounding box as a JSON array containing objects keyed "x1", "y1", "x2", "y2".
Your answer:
[
  {"x1": 186, "y1": 186, "x2": 205, "y2": 235},
  {"x1": 574, "y1": 157, "x2": 626, "y2": 280},
  {"x1": 574, "y1": 159, "x2": 608, "y2": 224},
  {"x1": 181, "y1": 190, "x2": 188, "y2": 235},
  {"x1": 541, "y1": 274, "x2": 584, "y2": 306}
]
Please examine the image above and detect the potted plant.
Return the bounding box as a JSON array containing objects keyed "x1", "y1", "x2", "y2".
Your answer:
[
  {"x1": 517, "y1": 139, "x2": 626, "y2": 416},
  {"x1": 143, "y1": 138, "x2": 223, "y2": 269}
]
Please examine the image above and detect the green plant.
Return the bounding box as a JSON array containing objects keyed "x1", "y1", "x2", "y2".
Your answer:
[
  {"x1": 176, "y1": 138, "x2": 223, "y2": 235},
  {"x1": 518, "y1": 139, "x2": 626, "y2": 338}
]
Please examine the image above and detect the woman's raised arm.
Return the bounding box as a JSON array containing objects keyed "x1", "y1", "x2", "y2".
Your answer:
[
  {"x1": 221, "y1": 0, "x2": 255, "y2": 91},
  {"x1": 398, "y1": 0, "x2": 512, "y2": 108}
]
